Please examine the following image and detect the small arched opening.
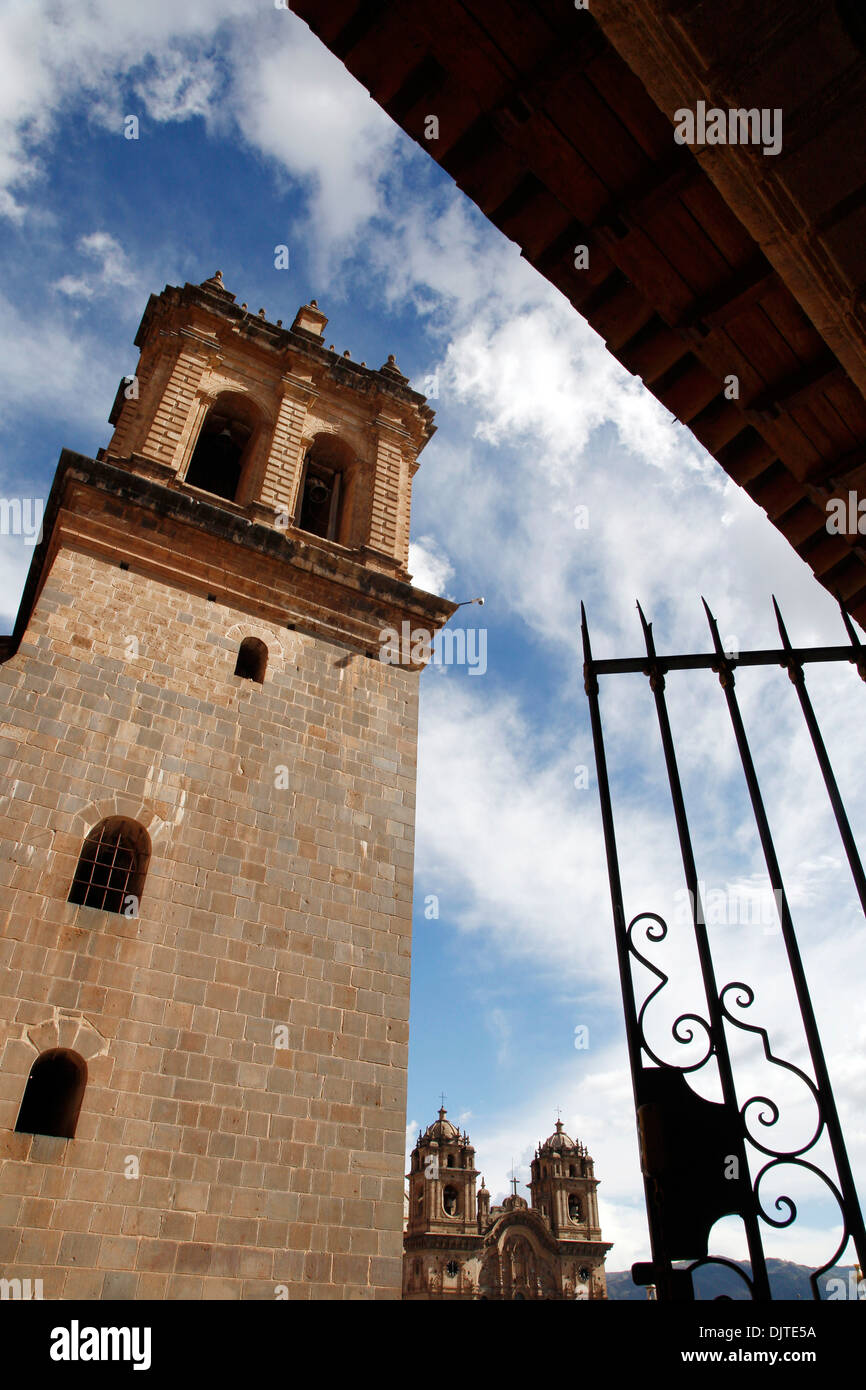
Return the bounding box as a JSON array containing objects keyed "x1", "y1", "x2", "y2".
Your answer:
[
  {"x1": 234, "y1": 636, "x2": 268, "y2": 683},
  {"x1": 186, "y1": 391, "x2": 262, "y2": 503},
  {"x1": 15, "y1": 1049, "x2": 88, "y2": 1139},
  {"x1": 442, "y1": 1185, "x2": 459, "y2": 1217},
  {"x1": 568, "y1": 1194, "x2": 582, "y2": 1221}
]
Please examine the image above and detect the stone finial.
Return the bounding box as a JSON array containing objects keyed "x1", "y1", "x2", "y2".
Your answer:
[
  {"x1": 291, "y1": 300, "x2": 329, "y2": 337},
  {"x1": 380, "y1": 352, "x2": 408, "y2": 381},
  {"x1": 199, "y1": 270, "x2": 235, "y2": 302}
]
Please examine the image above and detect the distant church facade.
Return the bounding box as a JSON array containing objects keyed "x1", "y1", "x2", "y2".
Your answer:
[
  {"x1": 404, "y1": 1109, "x2": 611, "y2": 1299},
  {"x1": 0, "y1": 273, "x2": 454, "y2": 1299}
]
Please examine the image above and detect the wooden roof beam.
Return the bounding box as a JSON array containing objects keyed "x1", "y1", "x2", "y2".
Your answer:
[
  {"x1": 688, "y1": 395, "x2": 747, "y2": 455},
  {"x1": 590, "y1": 153, "x2": 699, "y2": 240},
  {"x1": 613, "y1": 314, "x2": 692, "y2": 384},
  {"x1": 716, "y1": 427, "x2": 777, "y2": 485},
  {"x1": 744, "y1": 353, "x2": 846, "y2": 422},
  {"x1": 802, "y1": 528, "x2": 866, "y2": 581},
  {"x1": 491, "y1": 26, "x2": 608, "y2": 127},
  {"x1": 805, "y1": 443, "x2": 866, "y2": 492},
  {"x1": 331, "y1": 0, "x2": 394, "y2": 59},
  {"x1": 820, "y1": 551, "x2": 866, "y2": 605},
  {"x1": 676, "y1": 258, "x2": 778, "y2": 339},
  {"x1": 653, "y1": 354, "x2": 719, "y2": 423},
  {"x1": 578, "y1": 274, "x2": 655, "y2": 351},
  {"x1": 775, "y1": 496, "x2": 832, "y2": 548},
  {"x1": 385, "y1": 54, "x2": 449, "y2": 123}
]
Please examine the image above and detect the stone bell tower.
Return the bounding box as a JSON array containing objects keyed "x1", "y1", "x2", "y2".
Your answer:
[
  {"x1": 406, "y1": 1108, "x2": 479, "y2": 1238},
  {"x1": 0, "y1": 272, "x2": 455, "y2": 1300},
  {"x1": 529, "y1": 1120, "x2": 604, "y2": 1244}
]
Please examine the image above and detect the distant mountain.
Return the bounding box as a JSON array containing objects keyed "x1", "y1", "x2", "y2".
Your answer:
[{"x1": 606, "y1": 1259, "x2": 862, "y2": 1301}]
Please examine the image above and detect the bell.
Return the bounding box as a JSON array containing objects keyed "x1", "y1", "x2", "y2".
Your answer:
[{"x1": 308, "y1": 478, "x2": 330, "y2": 503}]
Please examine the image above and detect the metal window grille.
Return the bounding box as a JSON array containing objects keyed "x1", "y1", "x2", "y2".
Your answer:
[{"x1": 68, "y1": 822, "x2": 138, "y2": 914}]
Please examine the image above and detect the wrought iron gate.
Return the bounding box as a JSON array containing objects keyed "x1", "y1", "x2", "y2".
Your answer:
[{"x1": 582, "y1": 596, "x2": 866, "y2": 1301}]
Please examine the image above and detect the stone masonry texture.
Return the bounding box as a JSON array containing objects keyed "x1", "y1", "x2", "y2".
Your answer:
[
  {"x1": 0, "y1": 278, "x2": 455, "y2": 1300},
  {"x1": 0, "y1": 550, "x2": 420, "y2": 1299}
]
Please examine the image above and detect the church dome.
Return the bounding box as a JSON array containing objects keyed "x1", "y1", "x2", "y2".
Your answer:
[
  {"x1": 423, "y1": 1106, "x2": 460, "y2": 1143},
  {"x1": 541, "y1": 1118, "x2": 577, "y2": 1152},
  {"x1": 502, "y1": 1192, "x2": 528, "y2": 1211}
]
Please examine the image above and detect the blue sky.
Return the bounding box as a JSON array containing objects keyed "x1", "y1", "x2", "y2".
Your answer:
[{"x1": 1, "y1": 0, "x2": 865, "y2": 1276}]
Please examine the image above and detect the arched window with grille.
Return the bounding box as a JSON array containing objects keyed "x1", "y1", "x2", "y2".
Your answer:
[
  {"x1": 67, "y1": 818, "x2": 150, "y2": 915},
  {"x1": 15, "y1": 1049, "x2": 87, "y2": 1139},
  {"x1": 234, "y1": 636, "x2": 268, "y2": 683}
]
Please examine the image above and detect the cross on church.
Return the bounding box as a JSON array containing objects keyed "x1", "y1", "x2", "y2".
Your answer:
[
  {"x1": 554, "y1": 1105, "x2": 562, "y2": 1121},
  {"x1": 509, "y1": 1159, "x2": 519, "y2": 1196},
  {"x1": 439, "y1": 1091, "x2": 447, "y2": 1109}
]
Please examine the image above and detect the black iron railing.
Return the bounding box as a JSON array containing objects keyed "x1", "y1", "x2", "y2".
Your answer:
[{"x1": 582, "y1": 597, "x2": 866, "y2": 1301}]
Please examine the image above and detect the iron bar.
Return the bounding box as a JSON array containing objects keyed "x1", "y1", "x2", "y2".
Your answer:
[
  {"x1": 770, "y1": 597, "x2": 866, "y2": 920},
  {"x1": 591, "y1": 644, "x2": 861, "y2": 677},
  {"x1": 636, "y1": 602, "x2": 772, "y2": 1301},
  {"x1": 837, "y1": 599, "x2": 866, "y2": 684},
  {"x1": 581, "y1": 604, "x2": 678, "y2": 1299},
  {"x1": 702, "y1": 598, "x2": 866, "y2": 1291}
]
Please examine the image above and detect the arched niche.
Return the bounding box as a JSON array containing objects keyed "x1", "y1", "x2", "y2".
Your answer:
[
  {"x1": 15, "y1": 1048, "x2": 88, "y2": 1140},
  {"x1": 234, "y1": 635, "x2": 268, "y2": 683}
]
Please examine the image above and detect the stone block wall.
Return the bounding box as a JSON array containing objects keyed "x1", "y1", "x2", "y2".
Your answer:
[{"x1": 0, "y1": 542, "x2": 418, "y2": 1299}]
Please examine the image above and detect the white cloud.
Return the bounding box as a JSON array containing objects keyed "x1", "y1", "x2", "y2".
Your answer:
[
  {"x1": 408, "y1": 535, "x2": 455, "y2": 597},
  {"x1": 485, "y1": 1008, "x2": 512, "y2": 1066},
  {"x1": 0, "y1": 533, "x2": 36, "y2": 630},
  {"x1": 228, "y1": 23, "x2": 401, "y2": 272},
  {"x1": 0, "y1": 291, "x2": 115, "y2": 432},
  {"x1": 53, "y1": 230, "x2": 140, "y2": 301},
  {"x1": 0, "y1": 0, "x2": 251, "y2": 219},
  {"x1": 133, "y1": 50, "x2": 223, "y2": 123}
]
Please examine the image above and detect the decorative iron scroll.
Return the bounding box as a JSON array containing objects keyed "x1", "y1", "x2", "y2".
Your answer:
[{"x1": 582, "y1": 597, "x2": 866, "y2": 1302}]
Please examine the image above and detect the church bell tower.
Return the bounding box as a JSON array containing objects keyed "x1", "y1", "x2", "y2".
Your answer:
[
  {"x1": 0, "y1": 273, "x2": 455, "y2": 1300},
  {"x1": 529, "y1": 1120, "x2": 604, "y2": 1243},
  {"x1": 406, "y1": 1107, "x2": 479, "y2": 1238}
]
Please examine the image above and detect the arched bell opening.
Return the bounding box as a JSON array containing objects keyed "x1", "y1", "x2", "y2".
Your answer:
[
  {"x1": 185, "y1": 391, "x2": 264, "y2": 503},
  {"x1": 295, "y1": 433, "x2": 360, "y2": 545}
]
